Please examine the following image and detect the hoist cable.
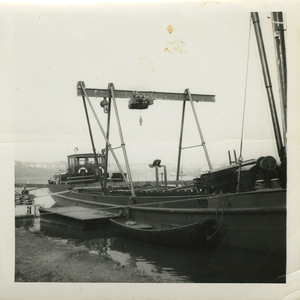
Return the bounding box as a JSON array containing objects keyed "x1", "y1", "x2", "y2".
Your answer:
[
  {"x1": 239, "y1": 15, "x2": 252, "y2": 163},
  {"x1": 237, "y1": 15, "x2": 252, "y2": 192}
]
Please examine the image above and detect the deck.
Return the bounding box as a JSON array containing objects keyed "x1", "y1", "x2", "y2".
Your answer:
[{"x1": 39, "y1": 206, "x2": 121, "y2": 230}]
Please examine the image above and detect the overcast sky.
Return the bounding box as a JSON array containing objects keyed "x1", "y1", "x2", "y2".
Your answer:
[{"x1": 3, "y1": 3, "x2": 298, "y2": 173}]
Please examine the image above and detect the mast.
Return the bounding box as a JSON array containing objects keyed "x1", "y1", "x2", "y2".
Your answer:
[
  {"x1": 251, "y1": 12, "x2": 285, "y2": 162},
  {"x1": 271, "y1": 12, "x2": 287, "y2": 149}
]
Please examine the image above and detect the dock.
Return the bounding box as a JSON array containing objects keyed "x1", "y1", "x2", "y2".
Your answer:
[{"x1": 39, "y1": 206, "x2": 121, "y2": 230}]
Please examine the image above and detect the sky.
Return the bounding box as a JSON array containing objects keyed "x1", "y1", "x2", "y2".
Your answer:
[{"x1": 3, "y1": 2, "x2": 299, "y2": 174}]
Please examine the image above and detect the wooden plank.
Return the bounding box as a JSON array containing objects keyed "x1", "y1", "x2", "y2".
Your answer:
[
  {"x1": 39, "y1": 206, "x2": 119, "y2": 220},
  {"x1": 39, "y1": 206, "x2": 121, "y2": 230}
]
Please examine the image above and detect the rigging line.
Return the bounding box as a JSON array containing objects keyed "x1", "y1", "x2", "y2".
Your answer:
[
  {"x1": 239, "y1": 14, "x2": 252, "y2": 162},
  {"x1": 209, "y1": 193, "x2": 227, "y2": 239},
  {"x1": 237, "y1": 15, "x2": 252, "y2": 193}
]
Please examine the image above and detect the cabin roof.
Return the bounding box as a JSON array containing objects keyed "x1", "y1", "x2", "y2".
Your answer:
[{"x1": 67, "y1": 153, "x2": 105, "y2": 158}]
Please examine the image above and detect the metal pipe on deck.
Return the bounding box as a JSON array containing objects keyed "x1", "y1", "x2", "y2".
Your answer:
[
  {"x1": 155, "y1": 166, "x2": 159, "y2": 190},
  {"x1": 163, "y1": 165, "x2": 168, "y2": 191}
]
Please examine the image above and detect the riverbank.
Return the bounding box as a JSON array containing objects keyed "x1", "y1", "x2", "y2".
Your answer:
[{"x1": 15, "y1": 227, "x2": 174, "y2": 283}]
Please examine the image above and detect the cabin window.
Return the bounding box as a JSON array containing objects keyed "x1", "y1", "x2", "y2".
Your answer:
[
  {"x1": 88, "y1": 157, "x2": 95, "y2": 164},
  {"x1": 78, "y1": 157, "x2": 86, "y2": 165},
  {"x1": 69, "y1": 157, "x2": 75, "y2": 165},
  {"x1": 98, "y1": 157, "x2": 104, "y2": 164}
]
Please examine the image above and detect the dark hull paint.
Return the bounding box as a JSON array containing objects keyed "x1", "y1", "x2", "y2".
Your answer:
[
  {"x1": 48, "y1": 185, "x2": 286, "y2": 253},
  {"x1": 48, "y1": 184, "x2": 204, "y2": 209},
  {"x1": 110, "y1": 217, "x2": 217, "y2": 248},
  {"x1": 129, "y1": 189, "x2": 286, "y2": 253}
]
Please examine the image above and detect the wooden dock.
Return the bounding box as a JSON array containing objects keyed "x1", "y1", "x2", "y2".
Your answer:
[{"x1": 39, "y1": 206, "x2": 121, "y2": 230}]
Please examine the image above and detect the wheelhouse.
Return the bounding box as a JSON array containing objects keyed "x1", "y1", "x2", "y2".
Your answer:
[
  {"x1": 67, "y1": 153, "x2": 105, "y2": 175},
  {"x1": 64, "y1": 153, "x2": 106, "y2": 184}
]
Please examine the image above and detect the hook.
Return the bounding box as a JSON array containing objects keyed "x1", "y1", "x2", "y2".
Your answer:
[{"x1": 139, "y1": 115, "x2": 142, "y2": 126}]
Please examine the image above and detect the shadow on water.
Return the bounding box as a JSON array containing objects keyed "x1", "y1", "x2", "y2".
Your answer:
[
  {"x1": 110, "y1": 236, "x2": 286, "y2": 283},
  {"x1": 15, "y1": 188, "x2": 286, "y2": 283},
  {"x1": 40, "y1": 220, "x2": 119, "y2": 241},
  {"x1": 15, "y1": 218, "x2": 36, "y2": 229},
  {"x1": 37, "y1": 220, "x2": 286, "y2": 283}
]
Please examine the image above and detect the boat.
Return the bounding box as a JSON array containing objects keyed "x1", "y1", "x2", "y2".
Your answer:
[
  {"x1": 127, "y1": 187, "x2": 286, "y2": 253},
  {"x1": 49, "y1": 12, "x2": 287, "y2": 254},
  {"x1": 110, "y1": 216, "x2": 217, "y2": 248},
  {"x1": 48, "y1": 152, "x2": 124, "y2": 185}
]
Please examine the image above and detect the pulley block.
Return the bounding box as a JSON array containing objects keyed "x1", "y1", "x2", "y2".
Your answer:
[{"x1": 128, "y1": 92, "x2": 154, "y2": 110}]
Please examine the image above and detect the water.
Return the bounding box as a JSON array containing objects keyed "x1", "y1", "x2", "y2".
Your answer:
[{"x1": 15, "y1": 188, "x2": 286, "y2": 283}]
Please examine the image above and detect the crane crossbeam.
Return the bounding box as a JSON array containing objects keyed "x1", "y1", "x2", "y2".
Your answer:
[{"x1": 77, "y1": 81, "x2": 215, "y2": 103}]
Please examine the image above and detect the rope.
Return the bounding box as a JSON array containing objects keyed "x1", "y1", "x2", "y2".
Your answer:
[
  {"x1": 128, "y1": 193, "x2": 218, "y2": 207},
  {"x1": 239, "y1": 15, "x2": 252, "y2": 161},
  {"x1": 237, "y1": 15, "x2": 252, "y2": 192},
  {"x1": 208, "y1": 192, "x2": 227, "y2": 239}
]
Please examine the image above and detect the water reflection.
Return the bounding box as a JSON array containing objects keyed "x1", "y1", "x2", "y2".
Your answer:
[
  {"x1": 38, "y1": 220, "x2": 286, "y2": 283},
  {"x1": 40, "y1": 221, "x2": 118, "y2": 241},
  {"x1": 15, "y1": 217, "x2": 36, "y2": 229},
  {"x1": 109, "y1": 236, "x2": 286, "y2": 283},
  {"x1": 15, "y1": 188, "x2": 286, "y2": 283}
]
